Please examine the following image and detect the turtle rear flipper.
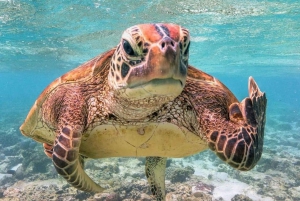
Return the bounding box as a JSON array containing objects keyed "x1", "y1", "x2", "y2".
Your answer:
[{"x1": 145, "y1": 157, "x2": 166, "y2": 201}]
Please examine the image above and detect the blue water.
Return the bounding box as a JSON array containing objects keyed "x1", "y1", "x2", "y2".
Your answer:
[{"x1": 0, "y1": 0, "x2": 299, "y2": 200}]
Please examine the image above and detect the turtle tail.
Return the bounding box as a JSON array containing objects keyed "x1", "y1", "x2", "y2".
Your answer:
[{"x1": 52, "y1": 126, "x2": 104, "y2": 192}]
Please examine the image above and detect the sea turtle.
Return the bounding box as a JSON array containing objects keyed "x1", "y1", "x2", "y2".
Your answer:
[{"x1": 20, "y1": 23, "x2": 267, "y2": 200}]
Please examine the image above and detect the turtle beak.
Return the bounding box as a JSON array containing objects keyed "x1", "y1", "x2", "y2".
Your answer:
[{"x1": 158, "y1": 37, "x2": 187, "y2": 85}]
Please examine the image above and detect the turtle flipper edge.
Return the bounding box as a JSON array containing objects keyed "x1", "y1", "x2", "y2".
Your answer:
[{"x1": 248, "y1": 76, "x2": 267, "y2": 139}]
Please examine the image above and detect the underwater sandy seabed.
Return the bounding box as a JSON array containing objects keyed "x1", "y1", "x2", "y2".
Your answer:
[{"x1": 0, "y1": 109, "x2": 299, "y2": 201}]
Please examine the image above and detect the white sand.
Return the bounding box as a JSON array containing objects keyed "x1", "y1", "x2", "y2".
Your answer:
[{"x1": 180, "y1": 158, "x2": 274, "y2": 201}]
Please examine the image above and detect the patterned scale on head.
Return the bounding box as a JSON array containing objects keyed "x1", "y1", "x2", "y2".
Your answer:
[
  {"x1": 20, "y1": 23, "x2": 267, "y2": 201},
  {"x1": 108, "y1": 23, "x2": 190, "y2": 90},
  {"x1": 106, "y1": 24, "x2": 191, "y2": 120}
]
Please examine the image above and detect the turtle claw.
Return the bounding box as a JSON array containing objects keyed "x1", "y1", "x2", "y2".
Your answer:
[{"x1": 248, "y1": 76, "x2": 262, "y2": 98}]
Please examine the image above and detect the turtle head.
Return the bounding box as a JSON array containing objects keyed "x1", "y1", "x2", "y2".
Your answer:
[{"x1": 108, "y1": 23, "x2": 190, "y2": 106}]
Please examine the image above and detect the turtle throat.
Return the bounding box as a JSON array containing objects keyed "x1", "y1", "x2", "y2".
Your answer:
[{"x1": 109, "y1": 78, "x2": 183, "y2": 121}]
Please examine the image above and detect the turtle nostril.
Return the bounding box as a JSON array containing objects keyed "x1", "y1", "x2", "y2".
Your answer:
[{"x1": 160, "y1": 37, "x2": 176, "y2": 51}]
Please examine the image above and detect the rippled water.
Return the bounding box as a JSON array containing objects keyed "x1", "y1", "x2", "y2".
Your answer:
[{"x1": 0, "y1": 0, "x2": 299, "y2": 200}]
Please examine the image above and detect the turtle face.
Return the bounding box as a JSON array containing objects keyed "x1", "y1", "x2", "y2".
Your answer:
[{"x1": 108, "y1": 23, "x2": 190, "y2": 101}]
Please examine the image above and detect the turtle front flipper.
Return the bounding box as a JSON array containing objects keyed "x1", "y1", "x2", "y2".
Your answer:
[
  {"x1": 145, "y1": 157, "x2": 167, "y2": 201},
  {"x1": 207, "y1": 77, "x2": 267, "y2": 170},
  {"x1": 53, "y1": 125, "x2": 104, "y2": 192}
]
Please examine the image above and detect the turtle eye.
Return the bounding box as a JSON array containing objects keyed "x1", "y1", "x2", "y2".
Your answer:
[
  {"x1": 123, "y1": 39, "x2": 135, "y2": 56},
  {"x1": 183, "y1": 41, "x2": 190, "y2": 56}
]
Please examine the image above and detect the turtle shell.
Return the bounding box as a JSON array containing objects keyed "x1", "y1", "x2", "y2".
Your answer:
[{"x1": 20, "y1": 49, "x2": 115, "y2": 144}]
